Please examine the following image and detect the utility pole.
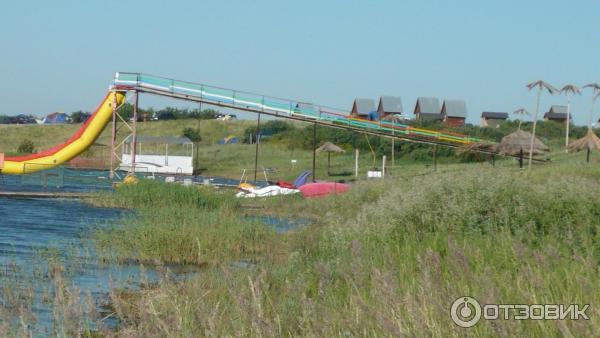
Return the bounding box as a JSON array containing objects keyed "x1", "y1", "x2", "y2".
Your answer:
[
  {"x1": 253, "y1": 113, "x2": 261, "y2": 182},
  {"x1": 312, "y1": 122, "x2": 317, "y2": 181}
]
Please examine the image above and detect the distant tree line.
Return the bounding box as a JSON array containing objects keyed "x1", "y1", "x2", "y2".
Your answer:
[
  {"x1": 115, "y1": 104, "x2": 222, "y2": 122},
  {"x1": 0, "y1": 106, "x2": 224, "y2": 124}
]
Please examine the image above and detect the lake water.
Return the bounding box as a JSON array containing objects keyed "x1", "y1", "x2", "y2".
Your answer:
[
  {"x1": 0, "y1": 169, "x2": 306, "y2": 335},
  {"x1": 0, "y1": 197, "x2": 201, "y2": 336}
]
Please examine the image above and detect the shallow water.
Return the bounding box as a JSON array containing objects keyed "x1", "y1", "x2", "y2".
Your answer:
[
  {"x1": 0, "y1": 169, "x2": 304, "y2": 335},
  {"x1": 0, "y1": 197, "x2": 200, "y2": 335}
]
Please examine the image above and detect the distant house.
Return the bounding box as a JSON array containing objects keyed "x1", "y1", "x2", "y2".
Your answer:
[
  {"x1": 544, "y1": 105, "x2": 569, "y2": 123},
  {"x1": 350, "y1": 98, "x2": 376, "y2": 120},
  {"x1": 441, "y1": 100, "x2": 467, "y2": 127},
  {"x1": 377, "y1": 96, "x2": 403, "y2": 120},
  {"x1": 481, "y1": 112, "x2": 508, "y2": 128},
  {"x1": 414, "y1": 97, "x2": 442, "y2": 121},
  {"x1": 42, "y1": 112, "x2": 70, "y2": 124}
]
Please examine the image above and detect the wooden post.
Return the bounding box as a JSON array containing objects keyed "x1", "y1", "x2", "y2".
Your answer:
[
  {"x1": 355, "y1": 149, "x2": 359, "y2": 177},
  {"x1": 253, "y1": 112, "x2": 261, "y2": 182},
  {"x1": 391, "y1": 138, "x2": 394, "y2": 169},
  {"x1": 130, "y1": 91, "x2": 138, "y2": 174},
  {"x1": 327, "y1": 152, "x2": 331, "y2": 176},
  {"x1": 165, "y1": 144, "x2": 169, "y2": 166},
  {"x1": 382, "y1": 155, "x2": 386, "y2": 177},
  {"x1": 519, "y1": 148, "x2": 524, "y2": 169},
  {"x1": 391, "y1": 119, "x2": 395, "y2": 171},
  {"x1": 587, "y1": 148, "x2": 591, "y2": 163},
  {"x1": 109, "y1": 93, "x2": 117, "y2": 179},
  {"x1": 433, "y1": 144, "x2": 437, "y2": 171}
]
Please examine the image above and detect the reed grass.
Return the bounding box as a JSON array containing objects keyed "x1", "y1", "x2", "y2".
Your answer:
[
  {"x1": 88, "y1": 179, "x2": 239, "y2": 210},
  {"x1": 90, "y1": 180, "x2": 279, "y2": 266},
  {"x1": 96, "y1": 163, "x2": 600, "y2": 336}
]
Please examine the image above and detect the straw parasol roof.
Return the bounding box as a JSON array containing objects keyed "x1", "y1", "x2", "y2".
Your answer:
[
  {"x1": 567, "y1": 130, "x2": 600, "y2": 152},
  {"x1": 498, "y1": 130, "x2": 549, "y2": 156},
  {"x1": 316, "y1": 142, "x2": 345, "y2": 153}
]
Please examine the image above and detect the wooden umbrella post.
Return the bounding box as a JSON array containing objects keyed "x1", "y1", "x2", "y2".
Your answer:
[
  {"x1": 433, "y1": 144, "x2": 437, "y2": 171},
  {"x1": 587, "y1": 148, "x2": 591, "y2": 163},
  {"x1": 519, "y1": 148, "x2": 524, "y2": 169},
  {"x1": 253, "y1": 112, "x2": 261, "y2": 182},
  {"x1": 355, "y1": 149, "x2": 359, "y2": 177}
]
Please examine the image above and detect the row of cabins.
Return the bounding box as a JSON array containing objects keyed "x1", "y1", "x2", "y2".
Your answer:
[
  {"x1": 348, "y1": 96, "x2": 572, "y2": 128},
  {"x1": 350, "y1": 97, "x2": 468, "y2": 126},
  {"x1": 482, "y1": 105, "x2": 571, "y2": 127}
]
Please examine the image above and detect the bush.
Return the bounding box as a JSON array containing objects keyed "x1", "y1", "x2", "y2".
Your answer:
[
  {"x1": 243, "y1": 120, "x2": 295, "y2": 143},
  {"x1": 17, "y1": 139, "x2": 35, "y2": 154},
  {"x1": 70, "y1": 110, "x2": 91, "y2": 123},
  {"x1": 182, "y1": 127, "x2": 202, "y2": 143}
]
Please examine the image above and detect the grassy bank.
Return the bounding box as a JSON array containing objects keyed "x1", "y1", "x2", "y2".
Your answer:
[
  {"x1": 91, "y1": 180, "x2": 280, "y2": 266},
  {"x1": 82, "y1": 162, "x2": 600, "y2": 336}
]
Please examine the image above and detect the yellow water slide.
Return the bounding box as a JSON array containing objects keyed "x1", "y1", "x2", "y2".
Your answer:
[{"x1": 0, "y1": 91, "x2": 125, "y2": 175}]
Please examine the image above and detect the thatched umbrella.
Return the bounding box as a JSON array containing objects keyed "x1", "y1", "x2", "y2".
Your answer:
[
  {"x1": 560, "y1": 84, "x2": 581, "y2": 150},
  {"x1": 567, "y1": 130, "x2": 600, "y2": 162},
  {"x1": 526, "y1": 80, "x2": 557, "y2": 169},
  {"x1": 583, "y1": 83, "x2": 600, "y2": 128},
  {"x1": 499, "y1": 130, "x2": 549, "y2": 158},
  {"x1": 565, "y1": 84, "x2": 600, "y2": 163},
  {"x1": 316, "y1": 142, "x2": 345, "y2": 175},
  {"x1": 456, "y1": 142, "x2": 498, "y2": 164},
  {"x1": 513, "y1": 108, "x2": 530, "y2": 130}
]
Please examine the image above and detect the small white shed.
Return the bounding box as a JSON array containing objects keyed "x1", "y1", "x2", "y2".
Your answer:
[{"x1": 120, "y1": 135, "x2": 194, "y2": 175}]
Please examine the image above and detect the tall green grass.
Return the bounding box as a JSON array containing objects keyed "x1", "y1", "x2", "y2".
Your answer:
[
  {"x1": 101, "y1": 164, "x2": 600, "y2": 336},
  {"x1": 89, "y1": 179, "x2": 238, "y2": 210},
  {"x1": 91, "y1": 180, "x2": 278, "y2": 266}
]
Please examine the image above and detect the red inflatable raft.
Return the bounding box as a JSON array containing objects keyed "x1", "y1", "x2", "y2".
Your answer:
[{"x1": 298, "y1": 182, "x2": 350, "y2": 198}]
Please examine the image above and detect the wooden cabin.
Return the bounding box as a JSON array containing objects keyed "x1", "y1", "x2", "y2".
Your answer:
[
  {"x1": 441, "y1": 100, "x2": 467, "y2": 127},
  {"x1": 481, "y1": 112, "x2": 508, "y2": 128},
  {"x1": 414, "y1": 97, "x2": 441, "y2": 121},
  {"x1": 543, "y1": 105, "x2": 569, "y2": 124},
  {"x1": 377, "y1": 96, "x2": 403, "y2": 120},
  {"x1": 350, "y1": 98, "x2": 376, "y2": 120}
]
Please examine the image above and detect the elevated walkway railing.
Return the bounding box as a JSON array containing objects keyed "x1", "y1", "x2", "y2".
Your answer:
[{"x1": 113, "y1": 72, "x2": 485, "y2": 146}]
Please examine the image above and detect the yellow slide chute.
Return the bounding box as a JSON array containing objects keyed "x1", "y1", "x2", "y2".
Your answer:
[{"x1": 0, "y1": 91, "x2": 125, "y2": 175}]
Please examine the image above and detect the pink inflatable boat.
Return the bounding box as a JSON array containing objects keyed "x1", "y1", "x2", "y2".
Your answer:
[{"x1": 298, "y1": 182, "x2": 350, "y2": 198}]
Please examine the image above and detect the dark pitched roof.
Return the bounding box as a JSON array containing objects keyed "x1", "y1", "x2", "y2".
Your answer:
[
  {"x1": 549, "y1": 105, "x2": 567, "y2": 114},
  {"x1": 543, "y1": 105, "x2": 569, "y2": 120},
  {"x1": 352, "y1": 99, "x2": 375, "y2": 116},
  {"x1": 377, "y1": 96, "x2": 403, "y2": 114},
  {"x1": 481, "y1": 112, "x2": 509, "y2": 119},
  {"x1": 414, "y1": 97, "x2": 440, "y2": 115},
  {"x1": 441, "y1": 100, "x2": 467, "y2": 118}
]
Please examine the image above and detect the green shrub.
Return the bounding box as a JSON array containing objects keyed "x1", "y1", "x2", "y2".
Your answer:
[{"x1": 16, "y1": 139, "x2": 35, "y2": 154}]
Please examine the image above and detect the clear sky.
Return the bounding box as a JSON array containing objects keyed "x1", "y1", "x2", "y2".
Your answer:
[{"x1": 1, "y1": 0, "x2": 599, "y2": 124}]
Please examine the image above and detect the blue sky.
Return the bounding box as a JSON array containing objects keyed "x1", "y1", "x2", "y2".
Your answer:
[{"x1": 1, "y1": 0, "x2": 599, "y2": 124}]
